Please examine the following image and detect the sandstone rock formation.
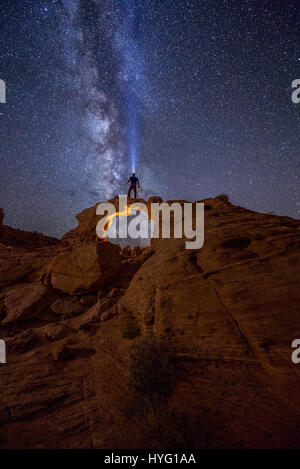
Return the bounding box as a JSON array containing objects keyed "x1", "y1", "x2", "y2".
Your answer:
[
  {"x1": 0, "y1": 208, "x2": 58, "y2": 249},
  {"x1": 2, "y1": 283, "x2": 50, "y2": 325},
  {"x1": 0, "y1": 198, "x2": 299, "y2": 449},
  {"x1": 43, "y1": 241, "x2": 122, "y2": 295}
]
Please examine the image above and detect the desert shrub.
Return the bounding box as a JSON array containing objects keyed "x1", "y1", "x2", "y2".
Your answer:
[
  {"x1": 129, "y1": 336, "x2": 176, "y2": 404},
  {"x1": 216, "y1": 193, "x2": 230, "y2": 203},
  {"x1": 121, "y1": 312, "x2": 141, "y2": 340},
  {"x1": 136, "y1": 403, "x2": 199, "y2": 449},
  {"x1": 122, "y1": 337, "x2": 220, "y2": 448},
  {"x1": 123, "y1": 397, "x2": 212, "y2": 449}
]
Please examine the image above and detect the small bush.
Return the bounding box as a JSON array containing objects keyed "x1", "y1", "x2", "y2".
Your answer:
[
  {"x1": 121, "y1": 312, "x2": 141, "y2": 340},
  {"x1": 129, "y1": 336, "x2": 176, "y2": 404},
  {"x1": 136, "y1": 404, "x2": 199, "y2": 449},
  {"x1": 216, "y1": 194, "x2": 230, "y2": 203},
  {"x1": 123, "y1": 397, "x2": 219, "y2": 449}
]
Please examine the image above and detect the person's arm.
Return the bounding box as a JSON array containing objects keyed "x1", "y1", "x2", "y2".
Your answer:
[{"x1": 137, "y1": 178, "x2": 140, "y2": 188}]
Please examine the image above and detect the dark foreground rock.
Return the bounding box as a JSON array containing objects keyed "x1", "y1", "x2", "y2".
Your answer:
[{"x1": 0, "y1": 197, "x2": 299, "y2": 449}]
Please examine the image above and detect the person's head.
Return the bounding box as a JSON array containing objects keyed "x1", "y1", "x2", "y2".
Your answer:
[{"x1": 132, "y1": 173, "x2": 135, "y2": 176}]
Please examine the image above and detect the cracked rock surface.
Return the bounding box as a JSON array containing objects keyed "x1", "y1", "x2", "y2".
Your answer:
[{"x1": 0, "y1": 197, "x2": 300, "y2": 448}]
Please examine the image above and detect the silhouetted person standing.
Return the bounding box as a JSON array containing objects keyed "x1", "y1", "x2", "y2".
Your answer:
[{"x1": 127, "y1": 173, "x2": 140, "y2": 199}]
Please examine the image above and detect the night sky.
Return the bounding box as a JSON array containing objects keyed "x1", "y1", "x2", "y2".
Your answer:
[{"x1": 0, "y1": 0, "x2": 299, "y2": 238}]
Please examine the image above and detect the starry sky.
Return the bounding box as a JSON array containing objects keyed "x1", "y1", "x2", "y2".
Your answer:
[{"x1": 0, "y1": 0, "x2": 299, "y2": 238}]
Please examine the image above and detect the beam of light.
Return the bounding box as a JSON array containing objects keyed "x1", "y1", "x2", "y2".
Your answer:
[
  {"x1": 129, "y1": 103, "x2": 138, "y2": 173},
  {"x1": 114, "y1": 0, "x2": 143, "y2": 175}
]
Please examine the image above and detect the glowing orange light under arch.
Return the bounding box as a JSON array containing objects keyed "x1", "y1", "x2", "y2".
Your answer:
[{"x1": 103, "y1": 205, "x2": 135, "y2": 232}]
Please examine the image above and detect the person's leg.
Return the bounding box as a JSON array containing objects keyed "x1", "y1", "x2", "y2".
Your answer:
[
  {"x1": 128, "y1": 186, "x2": 131, "y2": 198},
  {"x1": 134, "y1": 186, "x2": 137, "y2": 198}
]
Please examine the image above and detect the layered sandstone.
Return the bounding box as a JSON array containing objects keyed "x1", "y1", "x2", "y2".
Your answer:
[{"x1": 0, "y1": 197, "x2": 299, "y2": 449}]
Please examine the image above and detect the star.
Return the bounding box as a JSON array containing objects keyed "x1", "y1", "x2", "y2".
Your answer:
[{"x1": 0, "y1": 0, "x2": 298, "y2": 238}]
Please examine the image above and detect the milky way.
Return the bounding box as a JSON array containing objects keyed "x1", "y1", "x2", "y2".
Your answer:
[{"x1": 0, "y1": 0, "x2": 299, "y2": 237}]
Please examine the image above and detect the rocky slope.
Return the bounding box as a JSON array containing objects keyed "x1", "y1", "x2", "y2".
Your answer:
[
  {"x1": 0, "y1": 196, "x2": 299, "y2": 449},
  {"x1": 0, "y1": 208, "x2": 59, "y2": 249}
]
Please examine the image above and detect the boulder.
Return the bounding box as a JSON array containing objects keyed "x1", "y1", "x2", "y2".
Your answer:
[
  {"x1": 51, "y1": 298, "x2": 85, "y2": 317},
  {"x1": 2, "y1": 283, "x2": 49, "y2": 325},
  {"x1": 44, "y1": 241, "x2": 122, "y2": 295},
  {"x1": 42, "y1": 324, "x2": 74, "y2": 341}
]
